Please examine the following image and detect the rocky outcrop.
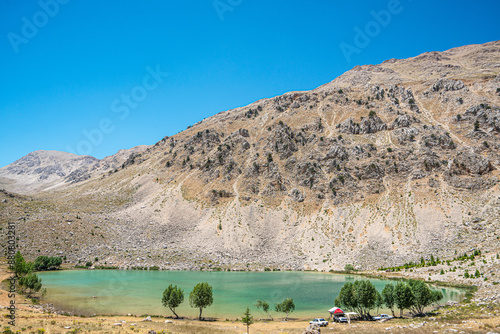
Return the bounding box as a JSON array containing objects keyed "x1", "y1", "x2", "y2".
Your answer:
[
  {"x1": 337, "y1": 116, "x2": 387, "y2": 134},
  {"x1": 392, "y1": 114, "x2": 420, "y2": 128},
  {"x1": 267, "y1": 122, "x2": 298, "y2": 159},
  {"x1": 448, "y1": 151, "x2": 493, "y2": 175},
  {"x1": 430, "y1": 78, "x2": 465, "y2": 92},
  {"x1": 421, "y1": 132, "x2": 456, "y2": 150}
]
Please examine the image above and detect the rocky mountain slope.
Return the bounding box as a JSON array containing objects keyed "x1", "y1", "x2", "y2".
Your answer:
[
  {"x1": 0, "y1": 146, "x2": 148, "y2": 193},
  {"x1": 1, "y1": 41, "x2": 500, "y2": 272}
]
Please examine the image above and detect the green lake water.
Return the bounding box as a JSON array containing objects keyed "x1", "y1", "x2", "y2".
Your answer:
[{"x1": 38, "y1": 270, "x2": 465, "y2": 319}]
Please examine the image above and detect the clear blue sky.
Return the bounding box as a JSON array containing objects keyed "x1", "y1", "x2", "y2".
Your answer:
[{"x1": 1, "y1": 0, "x2": 499, "y2": 167}]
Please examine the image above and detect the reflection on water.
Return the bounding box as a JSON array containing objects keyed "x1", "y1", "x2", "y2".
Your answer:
[{"x1": 39, "y1": 270, "x2": 465, "y2": 318}]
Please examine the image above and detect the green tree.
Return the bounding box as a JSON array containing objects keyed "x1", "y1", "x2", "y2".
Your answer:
[
  {"x1": 48, "y1": 256, "x2": 62, "y2": 269},
  {"x1": 241, "y1": 307, "x2": 254, "y2": 334},
  {"x1": 335, "y1": 282, "x2": 356, "y2": 311},
  {"x1": 334, "y1": 280, "x2": 377, "y2": 319},
  {"x1": 394, "y1": 282, "x2": 414, "y2": 317},
  {"x1": 162, "y1": 284, "x2": 184, "y2": 319},
  {"x1": 407, "y1": 280, "x2": 444, "y2": 315},
  {"x1": 382, "y1": 284, "x2": 395, "y2": 317},
  {"x1": 255, "y1": 299, "x2": 273, "y2": 320},
  {"x1": 375, "y1": 291, "x2": 384, "y2": 314},
  {"x1": 431, "y1": 290, "x2": 444, "y2": 306},
  {"x1": 34, "y1": 256, "x2": 62, "y2": 271},
  {"x1": 19, "y1": 273, "x2": 42, "y2": 296},
  {"x1": 408, "y1": 280, "x2": 434, "y2": 315},
  {"x1": 13, "y1": 251, "x2": 32, "y2": 276},
  {"x1": 275, "y1": 297, "x2": 295, "y2": 321},
  {"x1": 189, "y1": 282, "x2": 213, "y2": 320}
]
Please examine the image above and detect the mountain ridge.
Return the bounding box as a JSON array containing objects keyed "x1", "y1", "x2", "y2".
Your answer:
[
  {"x1": 0, "y1": 146, "x2": 149, "y2": 193},
  {"x1": 1, "y1": 41, "x2": 499, "y2": 274}
]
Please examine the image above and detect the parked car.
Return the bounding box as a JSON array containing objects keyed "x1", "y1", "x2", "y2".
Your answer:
[
  {"x1": 333, "y1": 314, "x2": 348, "y2": 323},
  {"x1": 309, "y1": 318, "x2": 328, "y2": 326},
  {"x1": 373, "y1": 314, "x2": 394, "y2": 321}
]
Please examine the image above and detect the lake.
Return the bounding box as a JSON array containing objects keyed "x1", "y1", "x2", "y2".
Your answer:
[{"x1": 39, "y1": 270, "x2": 465, "y2": 318}]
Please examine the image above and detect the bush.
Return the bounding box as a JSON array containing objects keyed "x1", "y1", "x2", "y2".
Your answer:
[{"x1": 344, "y1": 264, "x2": 355, "y2": 272}]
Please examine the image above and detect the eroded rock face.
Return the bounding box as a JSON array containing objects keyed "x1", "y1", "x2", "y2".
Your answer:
[
  {"x1": 392, "y1": 114, "x2": 420, "y2": 128},
  {"x1": 431, "y1": 79, "x2": 465, "y2": 92},
  {"x1": 448, "y1": 151, "x2": 493, "y2": 175},
  {"x1": 185, "y1": 129, "x2": 221, "y2": 149},
  {"x1": 267, "y1": 122, "x2": 298, "y2": 159},
  {"x1": 421, "y1": 132, "x2": 456, "y2": 150},
  {"x1": 394, "y1": 127, "x2": 419, "y2": 145},
  {"x1": 337, "y1": 116, "x2": 387, "y2": 134},
  {"x1": 325, "y1": 145, "x2": 349, "y2": 161}
]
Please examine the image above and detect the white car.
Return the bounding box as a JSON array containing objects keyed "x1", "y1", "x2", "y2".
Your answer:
[
  {"x1": 309, "y1": 318, "x2": 329, "y2": 326},
  {"x1": 373, "y1": 314, "x2": 393, "y2": 321}
]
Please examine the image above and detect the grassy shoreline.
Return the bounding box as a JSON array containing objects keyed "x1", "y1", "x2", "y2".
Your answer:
[{"x1": 1, "y1": 264, "x2": 499, "y2": 333}]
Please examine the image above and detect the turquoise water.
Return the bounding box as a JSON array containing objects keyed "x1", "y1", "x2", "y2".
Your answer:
[{"x1": 39, "y1": 270, "x2": 465, "y2": 319}]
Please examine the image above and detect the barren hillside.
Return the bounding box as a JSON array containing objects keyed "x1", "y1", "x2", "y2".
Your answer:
[{"x1": 2, "y1": 41, "x2": 500, "y2": 271}]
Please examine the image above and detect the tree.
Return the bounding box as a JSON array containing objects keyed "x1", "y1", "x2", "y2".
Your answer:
[
  {"x1": 19, "y1": 273, "x2": 42, "y2": 296},
  {"x1": 275, "y1": 297, "x2": 295, "y2": 321},
  {"x1": 335, "y1": 282, "x2": 356, "y2": 311},
  {"x1": 13, "y1": 251, "x2": 32, "y2": 276},
  {"x1": 431, "y1": 290, "x2": 444, "y2": 307},
  {"x1": 407, "y1": 280, "x2": 443, "y2": 316},
  {"x1": 241, "y1": 307, "x2": 254, "y2": 334},
  {"x1": 189, "y1": 282, "x2": 213, "y2": 320},
  {"x1": 334, "y1": 280, "x2": 377, "y2": 319},
  {"x1": 394, "y1": 282, "x2": 414, "y2": 317},
  {"x1": 162, "y1": 284, "x2": 184, "y2": 319},
  {"x1": 375, "y1": 291, "x2": 384, "y2": 314},
  {"x1": 48, "y1": 256, "x2": 62, "y2": 269},
  {"x1": 382, "y1": 284, "x2": 396, "y2": 317},
  {"x1": 407, "y1": 280, "x2": 432, "y2": 315},
  {"x1": 255, "y1": 299, "x2": 273, "y2": 320},
  {"x1": 34, "y1": 256, "x2": 62, "y2": 271}
]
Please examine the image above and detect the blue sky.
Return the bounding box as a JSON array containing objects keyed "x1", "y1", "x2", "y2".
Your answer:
[{"x1": 0, "y1": 0, "x2": 499, "y2": 167}]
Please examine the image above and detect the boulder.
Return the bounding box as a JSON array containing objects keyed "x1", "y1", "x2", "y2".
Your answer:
[
  {"x1": 302, "y1": 324, "x2": 321, "y2": 334},
  {"x1": 289, "y1": 188, "x2": 305, "y2": 202}
]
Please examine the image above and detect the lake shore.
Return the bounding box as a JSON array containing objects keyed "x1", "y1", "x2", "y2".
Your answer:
[{"x1": 2, "y1": 262, "x2": 500, "y2": 333}]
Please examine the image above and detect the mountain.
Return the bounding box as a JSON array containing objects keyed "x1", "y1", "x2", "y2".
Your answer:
[
  {"x1": 1, "y1": 41, "x2": 500, "y2": 272},
  {"x1": 0, "y1": 146, "x2": 149, "y2": 193}
]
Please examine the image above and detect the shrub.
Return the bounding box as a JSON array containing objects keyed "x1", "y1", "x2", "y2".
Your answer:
[{"x1": 344, "y1": 264, "x2": 355, "y2": 272}]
